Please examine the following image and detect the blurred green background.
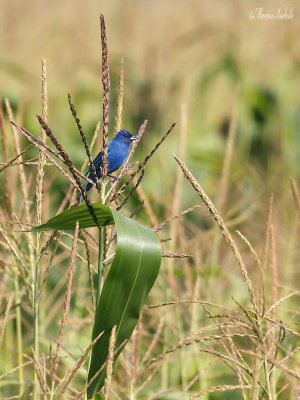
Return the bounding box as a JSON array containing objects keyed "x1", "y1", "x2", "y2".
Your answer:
[{"x1": 1, "y1": 0, "x2": 299, "y2": 209}]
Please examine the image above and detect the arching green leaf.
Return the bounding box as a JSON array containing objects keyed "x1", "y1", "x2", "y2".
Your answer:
[
  {"x1": 87, "y1": 209, "x2": 161, "y2": 397},
  {"x1": 32, "y1": 203, "x2": 162, "y2": 399},
  {"x1": 31, "y1": 203, "x2": 114, "y2": 231}
]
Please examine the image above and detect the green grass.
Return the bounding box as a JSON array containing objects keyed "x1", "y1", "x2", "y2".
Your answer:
[{"x1": 0, "y1": 1, "x2": 299, "y2": 399}]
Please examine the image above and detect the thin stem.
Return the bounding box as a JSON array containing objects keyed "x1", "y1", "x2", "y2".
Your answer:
[
  {"x1": 7, "y1": 99, "x2": 38, "y2": 397},
  {"x1": 263, "y1": 356, "x2": 272, "y2": 399},
  {"x1": 33, "y1": 260, "x2": 39, "y2": 400},
  {"x1": 32, "y1": 59, "x2": 47, "y2": 398},
  {"x1": 50, "y1": 380, "x2": 55, "y2": 400},
  {"x1": 96, "y1": 183, "x2": 107, "y2": 307},
  {"x1": 129, "y1": 387, "x2": 136, "y2": 400},
  {"x1": 97, "y1": 227, "x2": 104, "y2": 307},
  {"x1": 14, "y1": 271, "x2": 24, "y2": 395}
]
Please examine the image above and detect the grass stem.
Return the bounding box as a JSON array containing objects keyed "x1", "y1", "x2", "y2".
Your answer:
[
  {"x1": 13, "y1": 271, "x2": 24, "y2": 395},
  {"x1": 97, "y1": 228, "x2": 104, "y2": 307},
  {"x1": 96, "y1": 182, "x2": 107, "y2": 306}
]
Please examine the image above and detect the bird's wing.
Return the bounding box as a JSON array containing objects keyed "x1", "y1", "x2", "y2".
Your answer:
[
  {"x1": 85, "y1": 143, "x2": 113, "y2": 176},
  {"x1": 84, "y1": 151, "x2": 103, "y2": 177},
  {"x1": 92, "y1": 151, "x2": 104, "y2": 169},
  {"x1": 93, "y1": 143, "x2": 113, "y2": 167}
]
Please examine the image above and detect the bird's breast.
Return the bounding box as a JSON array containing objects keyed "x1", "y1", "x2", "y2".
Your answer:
[{"x1": 107, "y1": 142, "x2": 130, "y2": 173}]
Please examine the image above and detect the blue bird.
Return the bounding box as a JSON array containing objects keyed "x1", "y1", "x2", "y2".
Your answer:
[{"x1": 76, "y1": 129, "x2": 136, "y2": 202}]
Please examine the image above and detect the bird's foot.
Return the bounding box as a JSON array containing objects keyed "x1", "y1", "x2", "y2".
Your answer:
[{"x1": 108, "y1": 175, "x2": 121, "y2": 182}]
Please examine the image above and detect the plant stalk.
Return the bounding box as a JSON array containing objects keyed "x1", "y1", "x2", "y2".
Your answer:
[
  {"x1": 264, "y1": 356, "x2": 272, "y2": 399},
  {"x1": 14, "y1": 270, "x2": 24, "y2": 395},
  {"x1": 96, "y1": 182, "x2": 107, "y2": 306},
  {"x1": 33, "y1": 243, "x2": 40, "y2": 400},
  {"x1": 97, "y1": 227, "x2": 104, "y2": 307}
]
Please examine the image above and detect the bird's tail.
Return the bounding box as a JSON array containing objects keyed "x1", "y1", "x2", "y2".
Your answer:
[
  {"x1": 76, "y1": 181, "x2": 94, "y2": 203},
  {"x1": 76, "y1": 192, "x2": 84, "y2": 203}
]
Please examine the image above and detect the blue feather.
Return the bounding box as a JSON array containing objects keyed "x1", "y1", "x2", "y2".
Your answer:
[{"x1": 76, "y1": 129, "x2": 136, "y2": 202}]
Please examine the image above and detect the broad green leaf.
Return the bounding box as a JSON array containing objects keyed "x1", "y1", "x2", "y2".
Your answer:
[
  {"x1": 87, "y1": 209, "x2": 161, "y2": 398},
  {"x1": 31, "y1": 203, "x2": 114, "y2": 231},
  {"x1": 32, "y1": 204, "x2": 162, "y2": 398}
]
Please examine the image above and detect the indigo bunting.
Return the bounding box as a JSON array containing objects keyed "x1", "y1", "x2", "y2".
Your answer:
[{"x1": 76, "y1": 129, "x2": 136, "y2": 202}]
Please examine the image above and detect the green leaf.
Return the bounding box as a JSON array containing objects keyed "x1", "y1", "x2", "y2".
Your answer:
[
  {"x1": 87, "y1": 209, "x2": 161, "y2": 398},
  {"x1": 32, "y1": 204, "x2": 162, "y2": 398},
  {"x1": 31, "y1": 203, "x2": 114, "y2": 231}
]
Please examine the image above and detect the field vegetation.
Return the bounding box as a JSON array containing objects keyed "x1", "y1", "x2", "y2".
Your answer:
[{"x1": 0, "y1": 1, "x2": 299, "y2": 399}]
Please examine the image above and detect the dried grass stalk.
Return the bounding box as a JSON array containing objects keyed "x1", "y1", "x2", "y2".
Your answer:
[
  {"x1": 36, "y1": 116, "x2": 98, "y2": 225},
  {"x1": 124, "y1": 120, "x2": 148, "y2": 171},
  {"x1": 142, "y1": 315, "x2": 165, "y2": 362},
  {"x1": 42, "y1": 353, "x2": 47, "y2": 400},
  {"x1": 270, "y1": 225, "x2": 278, "y2": 320},
  {"x1": 0, "y1": 292, "x2": 14, "y2": 346},
  {"x1": 264, "y1": 290, "x2": 300, "y2": 318},
  {"x1": 290, "y1": 178, "x2": 300, "y2": 216},
  {"x1": 116, "y1": 169, "x2": 145, "y2": 211},
  {"x1": 0, "y1": 360, "x2": 33, "y2": 381},
  {"x1": 135, "y1": 185, "x2": 159, "y2": 227},
  {"x1": 11, "y1": 122, "x2": 79, "y2": 190},
  {"x1": 174, "y1": 154, "x2": 258, "y2": 314},
  {"x1": 77, "y1": 339, "x2": 127, "y2": 399},
  {"x1": 68, "y1": 93, "x2": 100, "y2": 193},
  {"x1": 162, "y1": 252, "x2": 192, "y2": 258},
  {"x1": 103, "y1": 325, "x2": 117, "y2": 400},
  {"x1": 188, "y1": 384, "x2": 250, "y2": 399},
  {"x1": 100, "y1": 13, "x2": 110, "y2": 181},
  {"x1": 0, "y1": 145, "x2": 32, "y2": 173},
  {"x1": 6, "y1": 99, "x2": 31, "y2": 224},
  {"x1": 0, "y1": 222, "x2": 33, "y2": 284},
  {"x1": 53, "y1": 222, "x2": 79, "y2": 377},
  {"x1": 55, "y1": 331, "x2": 104, "y2": 398},
  {"x1": 36, "y1": 58, "x2": 48, "y2": 226},
  {"x1": 236, "y1": 230, "x2": 261, "y2": 269},
  {"x1": 260, "y1": 193, "x2": 273, "y2": 315},
  {"x1": 57, "y1": 185, "x2": 74, "y2": 215},
  {"x1": 250, "y1": 345, "x2": 260, "y2": 400},
  {"x1": 31, "y1": 348, "x2": 49, "y2": 395},
  {"x1": 80, "y1": 122, "x2": 101, "y2": 175},
  {"x1": 202, "y1": 304, "x2": 249, "y2": 396},
  {"x1": 82, "y1": 231, "x2": 95, "y2": 309}
]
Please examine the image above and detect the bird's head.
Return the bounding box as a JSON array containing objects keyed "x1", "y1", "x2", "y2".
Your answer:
[{"x1": 115, "y1": 129, "x2": 136, "y2": 144}]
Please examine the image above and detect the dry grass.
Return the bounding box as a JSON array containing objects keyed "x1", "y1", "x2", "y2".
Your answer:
[{"x1": 0, "y1": 1, "x2": 300, "y2": 399}]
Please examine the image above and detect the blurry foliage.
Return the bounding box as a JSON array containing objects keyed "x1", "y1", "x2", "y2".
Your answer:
[
  {"x1": 0, "y1": 1, "x2": 299, "y2": 212},
  {"x1": 0, "y1": 0, "x2": 300, "y2": 398}
]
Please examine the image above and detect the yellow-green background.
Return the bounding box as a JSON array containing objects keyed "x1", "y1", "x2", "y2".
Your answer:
[{"x1": 0, "y1": 1, "x2": 300, "y2": 399}]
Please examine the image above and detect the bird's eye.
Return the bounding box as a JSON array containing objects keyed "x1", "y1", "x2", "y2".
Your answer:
[{"x1": 125, "y1": 134, "x2": 130, "y2": 138}]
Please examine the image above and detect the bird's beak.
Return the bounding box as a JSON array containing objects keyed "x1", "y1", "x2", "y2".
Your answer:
[{"x1": 130, "y1": 135, "x2": 137, "y2": 141}]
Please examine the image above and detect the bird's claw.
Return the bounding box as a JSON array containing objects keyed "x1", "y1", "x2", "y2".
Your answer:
[{"x1": 108, "y1": 174, "x2": 121, "y2": 182}]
